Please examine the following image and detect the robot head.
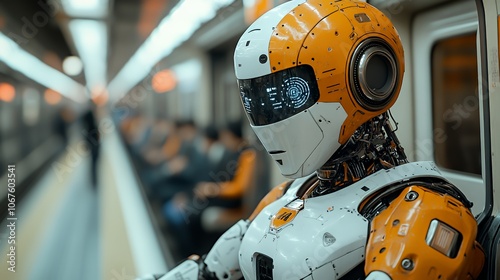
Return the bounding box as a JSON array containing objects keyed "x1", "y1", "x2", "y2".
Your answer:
[{"x1": 234, "y1": 0, "x2": 404, "y2": 178}]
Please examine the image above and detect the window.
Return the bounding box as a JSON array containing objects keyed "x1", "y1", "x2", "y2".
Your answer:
[{"x1": 431, "y1": 33, "x2": 481, "y2": 175}]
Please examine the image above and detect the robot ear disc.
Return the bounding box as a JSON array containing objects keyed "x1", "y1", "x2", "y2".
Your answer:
[{"x1": 349, "y1": 38, "x2": 399, "y2": 111}]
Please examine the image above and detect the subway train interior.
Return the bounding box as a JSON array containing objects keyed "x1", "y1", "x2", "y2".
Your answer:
[{"x1": 1, "y1": 0, "x2": 500, "y2": 279}]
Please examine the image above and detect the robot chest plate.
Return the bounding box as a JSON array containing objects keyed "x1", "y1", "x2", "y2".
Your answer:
[{"x1": 239, "y1": 186, "x2": 370, "y2": 280}]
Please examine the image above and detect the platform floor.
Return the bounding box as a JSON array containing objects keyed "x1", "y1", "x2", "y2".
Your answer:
[{"x1": 0, "y1": 128, "x2": 169, "y2": 280}]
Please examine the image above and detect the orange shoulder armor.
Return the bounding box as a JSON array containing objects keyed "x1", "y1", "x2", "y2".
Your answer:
[{"x1": 365, "y1": 185, "x2": 485, "y2": 280}]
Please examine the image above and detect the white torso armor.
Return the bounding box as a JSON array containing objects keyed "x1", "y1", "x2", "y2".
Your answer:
[{"x1": 238, "y1": 161, "x2": 444, "y2": 280}]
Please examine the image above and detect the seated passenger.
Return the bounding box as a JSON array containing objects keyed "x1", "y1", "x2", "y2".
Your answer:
[
  {"x1": 142, "y1": 119, "x2": 183, "y2": 167},
  {"x1": 142, "y1": 119, "x2": 200, "y2": 197},
  {"x1": 162, "y1": 121, "x2": 257, "y2": 258},
  {"x1": 131, "y1": 119, "x2": 154, "y2": 157},
  {"x1": 194, "y1": 122, "x2": 256, "y2": 208},
  {"x1": 150, "y1": 123, "x2": 225, "y2": 203}
]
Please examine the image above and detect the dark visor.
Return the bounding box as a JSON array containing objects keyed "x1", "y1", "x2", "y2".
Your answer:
[{"x1": 238, "y1": 64, "x2": 320, "y2": 126}]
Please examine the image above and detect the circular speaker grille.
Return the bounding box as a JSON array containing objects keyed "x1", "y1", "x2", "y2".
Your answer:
[{"x1": 349, "y1": 38, "x2": 399, "y2": 111}]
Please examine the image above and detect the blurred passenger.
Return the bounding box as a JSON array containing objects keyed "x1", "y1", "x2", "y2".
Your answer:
[
  {"x1": 194, "y1": 121, "x2": 256, "y2": 207},
  {"x1": 169, "y1": 119, "x2": 199, "y2": 170},
  {"x1": 162, "y1": 121, "x2": 257, "y2": 257},
  {"x1": 141, "y1": 119, "x2": 177, "y2": 165},
  {"x1": 118, "y1": 114, "x2": 136, "y2": 142},
  {"x1": 142, "y1": 119, "x2": 190, "y2": 167},
  {"x1": 127, "y1": 116, "x2": 155, "y2": 156},
  {"x1": 154, "y1": 125, "x2": 221, "y2": 201},
  {"x1": 81, "y1": 107, "x2": 100, "y2": 188},
  {"x1": 144, "y1": 119, "x2": 203, "y2": 200},
  {"x1": 54, "y1": 106, "x2": 73, "y2": 147},
  {"x1": 198, "y1": 125, "x2": 235, "y2": 182}
]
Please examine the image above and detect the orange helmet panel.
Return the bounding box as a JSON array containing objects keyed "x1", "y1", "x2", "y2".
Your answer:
[{"x1": 268, "y1": 0, "x2": 404, "y2": 144}]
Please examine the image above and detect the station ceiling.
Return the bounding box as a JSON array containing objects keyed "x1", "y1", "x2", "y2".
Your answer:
[{"x1": 0, "y1": 0, "x2": 178, "y2": 85}]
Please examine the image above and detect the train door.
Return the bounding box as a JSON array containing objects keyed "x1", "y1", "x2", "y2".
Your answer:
[
  {"x1": 412, "y1": 0, "x2": 486, "y2": 217},
  {"x1": 474, "y1": 0, "x2": 500, "y2": 278}
]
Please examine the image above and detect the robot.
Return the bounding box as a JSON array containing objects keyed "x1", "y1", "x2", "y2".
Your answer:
[{"x1": 141, "y1": 0, "x2": 485, "y2": 279}]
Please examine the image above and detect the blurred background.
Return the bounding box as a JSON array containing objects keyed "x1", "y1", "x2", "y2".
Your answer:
[{"x1": 0, "y1": 0, "x2": 485, "y2": 280}]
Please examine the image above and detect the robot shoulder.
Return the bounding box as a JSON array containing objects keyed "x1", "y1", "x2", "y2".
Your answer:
[
  {"x1": 248, "y1": 175, "x2": 313, "y2": 221},
  {"x1": 248, "y1": 180, "x2": 294, "y2": 221},
  {"x1": 365, "y1": 184, "x2": 484, "y2": 279}
]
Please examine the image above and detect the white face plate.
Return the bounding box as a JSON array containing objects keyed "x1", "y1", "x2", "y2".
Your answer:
[{"x1": 252, "y1": 102, "x2": 347, "y2": 178}]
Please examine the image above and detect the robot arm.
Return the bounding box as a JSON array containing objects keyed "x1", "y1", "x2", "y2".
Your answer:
[
  {"x1": 364, "y1": 184, "x2": 485, "y2": 280},
  {"x1": 136, "y1": 220, "x2": 249, "y2": 280},
  {"x1": 203, "y1": 219, "x2": 249, "y2": 279}
]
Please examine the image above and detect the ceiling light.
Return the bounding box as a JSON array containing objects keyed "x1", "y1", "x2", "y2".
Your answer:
[
  {"x1": 0, "y1": 83, "x2": 15, "y2": 103},
  {"x1": 61, "y1": 0, "x2": 109, "y2": 18},
  {"x1": 62, "y1": 56, "x2": 83, "y2": 76},
  {"x1": 152, "y1": 69, "x2": 176, "y2": 93},
  {"x1": 0, "y1": 32, "x2": 87, "y2": 103},
  {"x1": 68, "y1": 20, "x2": 108, "y2": 94},
  {"x1": 44, "y1": 89, "x2": 62, "y2": 105}
]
